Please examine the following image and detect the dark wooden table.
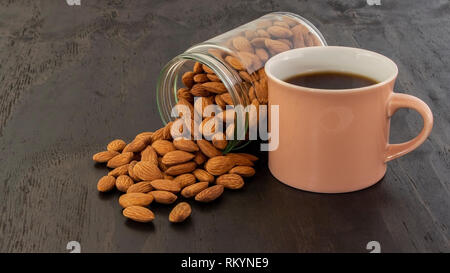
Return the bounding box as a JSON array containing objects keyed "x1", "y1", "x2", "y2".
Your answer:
[{"x1": 0, "y1": 0, "x2": 449, "y2": 253}]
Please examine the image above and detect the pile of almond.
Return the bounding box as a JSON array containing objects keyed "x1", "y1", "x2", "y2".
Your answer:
[
  {"x1": 92, "y1": 18, "x2": 320, "y2": 224},
  {"x1": 93, "y1": 126, "x2": 257, "y2": 223}
]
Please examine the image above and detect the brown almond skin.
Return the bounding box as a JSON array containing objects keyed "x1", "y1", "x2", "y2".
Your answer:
[
  {"x1": 122, "y1": 139, "x2": 146, "y2": 153},
  {"x1": 193, "y1": 169, "x2": 215, "y2": 183},
  {"x1": 164, "y1": 161, "x2": 197, "y2": 176},
  {"x1": 123, "y1": 206, "x2": 155, "y2": 223},
  {"x1": 235, "y1": 153, "x2": 259, "y2": 162},
  {"x1": 216, "y1": 174, "x2": 245, "y2": 190},
  {"x1": 152, "y1": 140, "x2": 176, "y2": 156},
  {"x1": 133, "y1": 161, "x2": 163, "y2": 181},
  {"x1": 107, "y1": 139, "x2": 126, "y2": 152},
  {"x1": 93, "y1": 151, "x2": 120, "y2": 163},
  {"x1": 127, "y1": 160, "x2": 141, "y2": 182},
  {"x1": 173, "y1": 138, "x2": 199, "y2": 152},
  {"x1": 181, "y1": 182, "x2": 209, "y2": 198},
  {"x1": 182, "y1": 71, "x2": 195, "y2": 88},
  {"x1": 108, "y1": 164, "x2": 129, "y2": 177},
  {"x1": 169, "y1": 202, "x2": 192, "y2": 223},
  {"x1": 197, "y1": 139, "x2": 222, "y2": 158},
  {"x1": 127, "y1": 181, "x2": 153, "y2": 193},
  {"x1": 119, "y1": 192, "x2": 154, "y2": 208},
  {"x1": 174, "y1": 173, "x2": 197, "y2": 188},
  {"x1": 116, "y1": 175, "x2": 134, "y2": 192},
  {"x1": 150, "y1": 191, "x2": 178, "y2": 204},
  {"x1": 162, "y1": 150, "x2": 195, "y2": 166},
  {"x1": 195, "y1": 185, "x2": 224, "y2": 202},
  {"x1": 205, "y1": 156, "x2": 235, "y2": 176},
  {"x1": 107, "y1": 152, "x2": 134, "y2": 168},
  {"x1": 150, "y1": 179, "x2": 181, "y2": 193},
  {"x1": 97, "y1": 176, "x2": 116, "y2": 192},
  {"x1": 193, "y1": 151, "x2": 207, "y2": 165},
  {"x1": 202, "y1": 82, "x2": 227, "y2": 94},
  {"x1": 229, "y1": 166, "x2": 255, "y2": 178},
  {"x1": 225, "y1": 153, "x2": 254, "y2": 166},
  {"x1": 134, "y1": 132, "x2": 154, "y2": 144},
  {"x1": 140, "y1": 145, "x2": 158, "y2": 165}
]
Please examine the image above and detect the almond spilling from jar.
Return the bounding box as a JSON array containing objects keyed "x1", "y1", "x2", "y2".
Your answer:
[
  {"x1": 133, "y1": 161, "x2": 163, "y2": 181},
  {"x1": 169, "y1": 202, "x2": 192, "y2": 223},
  {"x1": 195, "y1": 185, "x2": 224, "y2": 203},
  {"x1": 216, "y1": 174, "x2": 245, "y2": 190},
  {"x1": 150, "y1": 190, "x2": 178, "y2": 204},
  {"x1": 119, "y1": 192, "x2": 154, "y2": 208},
  {"x1": 123, "y1": 206, "x2": 155, "y2": 223},
  {"x1": 150, "y1": 179, "x2": 181, "y2": 193},
  {"x1": 205, "y1": 156, "x2": 235, "y2": 175}
]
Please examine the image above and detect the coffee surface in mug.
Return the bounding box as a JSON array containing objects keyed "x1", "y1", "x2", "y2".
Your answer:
[{"x1": 284, "y1": 71, "x2": 378, "y2": 89}]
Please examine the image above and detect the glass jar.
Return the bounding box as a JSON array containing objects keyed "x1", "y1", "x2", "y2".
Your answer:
[{"x1": 157, "y1": 12, "x2": 327, "y2": 152}]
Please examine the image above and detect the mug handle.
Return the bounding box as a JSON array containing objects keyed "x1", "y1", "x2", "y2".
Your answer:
[{"x1": 385, "y1": 93, "x2": 433, "y2": 162}]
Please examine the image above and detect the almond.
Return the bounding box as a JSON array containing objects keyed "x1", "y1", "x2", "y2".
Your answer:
[
  {"x1": 150, "y1": 179, "x2": 181, "y2": 193},
  {"x1": 212, "y1": 133, "x2": 228, "y2": 150},
  {"x1": 277, "y1": 38, "x2": 293, "y2": 48},
  {"x1": 127, "y1": 160, "x2": 141, "y2": 181},
  {"x1": 220, "y1": 93, "x2": 233, "y2": 105},
  {"x1": 207, "y1": 73, "x2": 221, "y2": 82},
  {"x1": 182, "y1": 71, "x2": 195, "y2": 88},
  {"x1": 202, "y1": 64, "x2": 214, "y2": 74},
  {"x1": 225, "y1": 55, "x2": 245, "y2": 70},
  {"x1": 191, "y1": 83, "x2": 212, "y2": 97},
  {"x1": 193, "y1": 169, "x2": 215, "y2": 183},
  {"x1": 193, "y1": 151, "x2": 207, "y2": 165},
  {"x1": 123, "y1": 206, "x2": 155, "y2": 223},
  {"x1": 164, "y1": 174, "x2": 174, "y2": 180},
  {"x1": 267, "y1": 26, "x2": 293, "y2": 38},
  {"x1": 174, "y1": 173, "x2": 196, "y2": 188},
  {"x1": 140, "y1": 145, "x2": 158, "y2": 165},
  {"x1": 225, "y1": 153, "x2": 254, "y2": 166},
  {"x1": 161, "y1": 150, "x2": 195, "y2": 166},
  {"x1": 106, "y1": 152, "x2": 134, "y2": 168},
  {"x1": 250, "y1": 37, "x2": 267, "y2": 48},
  {"x1": 205, "y1": 156, "x2": 235, "y2": 175},
  {"x1": 193, "y1": 62, "x2": 203, "y2": 73},
  {"x1": 177, "y1": 88, "x2": 194, "y2": 103},
  {"x1": 169, "y1": 202, "x2": 192, "y2": 223},
  {"x1": 173, "y1": 138, "x2": 199, "y2": 152},
  {"x1": 264, "y1": 39, "x2": 290, "y2": 54},
  {"x1": 158, "y1": 157, "x2": 169, "y2": 172},
  {"x1": 197, "y1": 139, "x2": 222, "y2": 158},
  {"x1": 256, "y1": 28, "x2": 270, "y2": 38},
  {"x1": 216, "y1": 174, "x2": 245, "y2": 189},
  {"x1": 152, "y1": 139, "x2": 176, "y2": 156},
  {"x1": 122, "y1": 139, "x2": 146, "y2": 153},
  {"x1": 134, "y1": 132, "x2": 154, "y2": 144},
  {"x1": 255, "y1": 48, "x2": 269, "y2": 62},
  {"x1": 151, "y1": 127, "x2": 166, "y2": 142},
  {"x1": 193, "y1": 73, "x2": 209, "y2": 83},
  {"x1": 127, "y1": 181, "x2": 153, "y2": 193},
  {"x1": 164, "y1": 161, "x2": 197, "y2": 176},
  {"x1": 93, "y1": 150, "x2": 120, "y2": 163},
  {"x1": 150, "y1": 190, "x2": 178, "y2": 204},
  {"x1": 273, "y1": 21, "x2": 290, "y2": 28},
  {"x1": 181, "y1": 182, "x2": 209, "y2": 198},
  {"x1": 133, "y1": 161, "x2": 163, "y2": 181},
  {"x1": 195, "y1": 185, "x2": 224, "y2": 202},
  {"x1": 255, "y1": 79, "x2": 268, "y2": 104},
  {"x1": 107, "y1": 139, "x2": 126, "y2": 152},
  {"x1": 119, "y1": 192, "x2": 154, "y2": 208},
  {"x1": 116, "y1": 175, "x2": 134, "y2": 192},
  {"x1": 232, "y1": 36, "x2": 254, "y2": 53},
  {"x1": 97, "y1": 176, "x2": 116, "y2": 192},
  {"x1": 108, "y1": 164, "x2": 129, "y2": 177},
  {"x1": 229, "y1": 166, "x2": 255, "y2": 177},
  {"x1": 202, "y1": 82, "x2": 227, "y2": 94}
]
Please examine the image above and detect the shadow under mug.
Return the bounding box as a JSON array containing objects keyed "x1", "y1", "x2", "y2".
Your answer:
[{"x1": 265, "y1": 46, "x2": 433, "y2": 193}]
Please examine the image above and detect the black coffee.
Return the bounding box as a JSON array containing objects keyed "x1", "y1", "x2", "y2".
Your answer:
[{"x1": 284, "y1": 71, "x2": 378, "y2": 89}]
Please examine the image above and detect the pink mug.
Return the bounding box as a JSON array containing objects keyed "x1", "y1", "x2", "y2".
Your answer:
[{"x1": 265, "y1": 46, "x2": 433, "y2": 193}]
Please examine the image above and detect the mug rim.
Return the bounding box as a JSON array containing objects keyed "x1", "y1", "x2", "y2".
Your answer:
[{"x1": 264, "y1": 46, "x2": 399, "y2": 94}]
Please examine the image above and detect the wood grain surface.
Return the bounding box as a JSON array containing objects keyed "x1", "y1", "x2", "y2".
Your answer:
[{"x1": 0, "y1": 0, "x2": 448, "y2": 252}]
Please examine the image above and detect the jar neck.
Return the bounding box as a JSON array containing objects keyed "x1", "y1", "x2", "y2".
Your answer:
[{"x1": 156, "y1": 44, "x2": 250, "y2": 125}]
